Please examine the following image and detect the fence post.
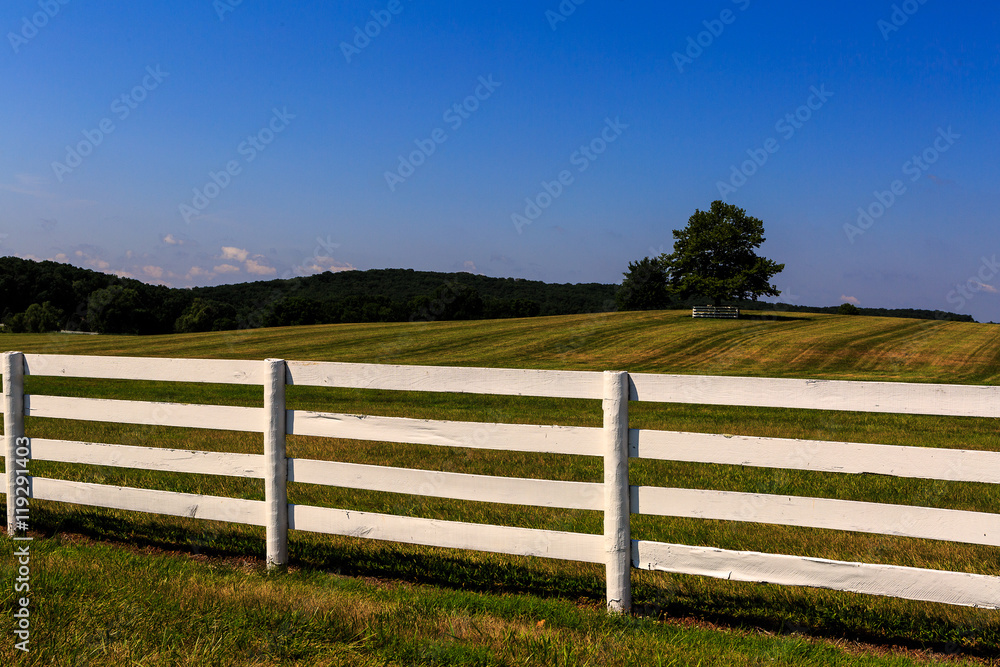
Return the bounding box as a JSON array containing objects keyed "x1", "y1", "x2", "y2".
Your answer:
[
  {"x1": 4, "y1": 352, "x2": 26, "y2": 537},
  {"x1": 603, "y1": 370, "x2": 631, "y2": 614},
  {"x1": 264, "y1": 358, "x2": 288, "y2": 568}
]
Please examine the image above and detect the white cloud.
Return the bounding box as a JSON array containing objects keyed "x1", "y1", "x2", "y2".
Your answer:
[
  {"x1": 186, "y1": 266, "x2": 214, "y2": 280},
  {"x1": 143, "y1": 265, "x2": 164, "y2": 279},
  {"x1": 220, "y1": 246, "x2": 249, "y2": 262},
  {"x1": 245, "y1": 258, "x2": 276, "y2": 276},
  {"x1": 214, "y1": 263, "x2": 241, "y2": 274},
  {"x1": 163, "y1": 234, "x2": 191, "y2": 246},
  {"x1": 20, "y1": 252, "x2": 66, "y2": 264},
  {"x1": 73, "y1": 248, "x2": 111, "y2": 271},
  {"x1": 840, "y1": 295, "x2": 860, "y2": 305},
  {"x1": 296, "y1": 256, "x2": 356, "y2": 275},
  {"x1": 971, "y1": 281, "x2": 998, "y2": 294},
  {"x1": 463, "y1": 260, "x2": 478, "y2": 273}
]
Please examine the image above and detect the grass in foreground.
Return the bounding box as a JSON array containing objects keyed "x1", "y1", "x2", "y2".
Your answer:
[
  {"x1": 1, "y1": 526, "x2": 993, "y2": 666},
  {"x1": 1, "y1": 310, "x2": 1000, "y2": 663}
]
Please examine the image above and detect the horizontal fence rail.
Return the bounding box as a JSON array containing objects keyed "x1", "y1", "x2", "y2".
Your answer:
[
  {"x1": 288, "y1": 459, "x2": 604, "y2": 510},
  {"x1": 32, "y1": 476, "x2": 266, "y2": 526},
  {"x1": 631, "y1": 486, "x2": 1000, "y2": 546},
  {"x1": 629, "y1": 373, "x2": 1000, "y2": 418},
  {"x1": 632, "y1": 541, "x2": 1000, "y2": 608},
  {"x1": 630, "y1": 430, "x2": 1000, "y2": 483},
  {"x1": 25, "y1": 395, "x2": 265, "y2": 432},
  {"x1": 30, "y1": 438, "x2": 266, "y2": 478},
  {"x1": 286, "y1": 360, "x2": 605, "y2": 399},
  {"x1": 288, "y1": 505, "x2": 606, "y2": 563},
  {"x1": 3, "y1": 351, "x2": 1000, "y2": 612},
  {"x1": 288, "y1": 410, "x2": 603, "y2": 456},
  {"x1": 24, "y1": 353, "x2": 266, "y2": 385}
]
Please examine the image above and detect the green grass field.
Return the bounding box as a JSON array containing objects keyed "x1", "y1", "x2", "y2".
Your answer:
[{"x1": 2, "y1": 309, "x2": 1000, "y2": 665}]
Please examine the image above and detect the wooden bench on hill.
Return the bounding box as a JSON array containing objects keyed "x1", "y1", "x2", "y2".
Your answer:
[{"x1": 692, "y1": 305, "x2": 739, "y2": 319}]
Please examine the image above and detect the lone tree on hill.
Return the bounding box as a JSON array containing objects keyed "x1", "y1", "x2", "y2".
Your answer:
[{"x1": 662, "y1": 200, "x2": 784, "y2": 306}]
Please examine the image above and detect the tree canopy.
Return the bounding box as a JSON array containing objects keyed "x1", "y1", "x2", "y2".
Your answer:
[
  {"x1": 662, "y1": 201, "x2": 784, "y2": 305},
  {"x1": 615, "y1": 257, "x2": 671, "y2": 311},
  {"x1": 0, "y1": 258, "x2": 616, "y2": 335}
]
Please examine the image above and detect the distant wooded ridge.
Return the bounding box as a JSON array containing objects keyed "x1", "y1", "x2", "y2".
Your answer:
[{"x1": 0, "y1": 256, "x2": 975, "y2": 334}]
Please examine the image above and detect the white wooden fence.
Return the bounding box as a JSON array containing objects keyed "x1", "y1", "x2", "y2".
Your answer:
[
  {"x1": 692, "y1": 305, "x2": 740, "y2": 319},
  {"x1": 3, "y1": 351, "x2": 1000, "y2": 613}
]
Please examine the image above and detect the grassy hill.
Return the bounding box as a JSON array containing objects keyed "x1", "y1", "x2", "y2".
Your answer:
[
  {"x1": 3, "y1": 309, "x2": 1000, "y2": 665},
  {"x1": 8, "y1": 308, "x2": 1000, "y2": 384}
]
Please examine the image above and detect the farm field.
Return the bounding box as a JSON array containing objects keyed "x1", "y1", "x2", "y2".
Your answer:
[{"x1": 3, "y1": 309, "x2": 1000, "y2": 665}]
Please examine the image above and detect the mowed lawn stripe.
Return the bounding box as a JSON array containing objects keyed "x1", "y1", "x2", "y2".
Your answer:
[{"x1": 4, "y1": 309, "x2": 998, "y2": 382}]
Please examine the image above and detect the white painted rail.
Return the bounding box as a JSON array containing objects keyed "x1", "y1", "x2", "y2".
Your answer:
[
  {"x1": 30, "y1": 439, "x2": 266, "y2": 478},
  {"x1": 630, "y1": 430, "x2": 1000, "y2": 483},
  {"x1": 288, "y1": 410, "x2": 603, "y2": 456},
  {"x1": 286, "y1": 360, "x2": 605, "y2": 399},
  {"x1": 25, "y1": 394, "x2": 264, "y2": 432},
  {"x1": 288, "y1": 505, "x2": 605, "y2": 563},
  {"x1": 23, "y1": 353, "x2": 265, "y2": 385},
  {"x1": 631, "y1": 486, "x2": 1000, "y2": 547},
  {"x1": 288, "y1": 459, "x2": 603, "y2": 510},
  {"x1": 3, "y1": 352, "x2": 1000, "y2": 612},
  {"x1": 32, "y1": 477, "x2": 265, "y2": 526},
  {"x1": 629, "y1": 373, "x2": 1000, "y2": 418},
  {"x1": 633, "y1": 541, "x2": 1000, "y2": 608}
]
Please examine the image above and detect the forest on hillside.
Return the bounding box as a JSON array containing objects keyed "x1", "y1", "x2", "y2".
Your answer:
[
  {"x1": 0, "y1": 257, "x2": 974, "y2": 335},
  {"x1": 0, "y1": 258, "x2": 617, "y2": 334}
]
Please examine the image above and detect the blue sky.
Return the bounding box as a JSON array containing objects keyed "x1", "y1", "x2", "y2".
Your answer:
[{"x1": 2, "y1": 1, "x2": 999, "y2": 320}]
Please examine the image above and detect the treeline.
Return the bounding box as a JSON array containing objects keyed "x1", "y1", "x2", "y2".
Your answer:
[
  {"x1": 0, "y1": 256, "x2": 974, "y2": 335},
  {"x1": 615, "y1": 256, "x2": 975, "y2": 323},
  {"x1": 0, "y1": 258, "x2": 617, "y2": 335},
  {"x1": 0, "y1": 257, "x2": 186, "y2": 335},
  {"x1": 620, "y1": 294, "x2": 976, "y2": 323},
  {"x1": 746, "y1": 301, "x2": 976, "y2": 322}
]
